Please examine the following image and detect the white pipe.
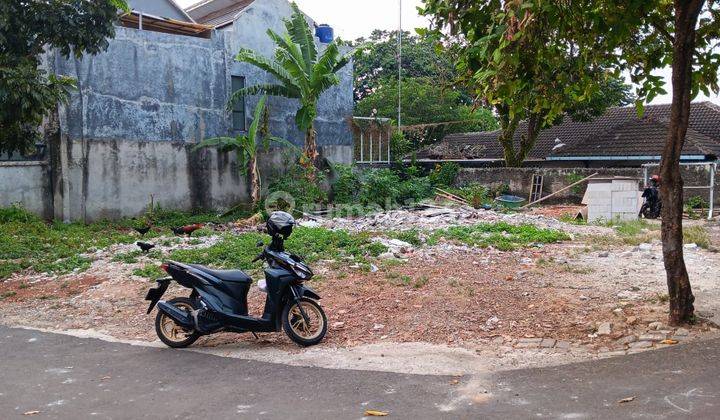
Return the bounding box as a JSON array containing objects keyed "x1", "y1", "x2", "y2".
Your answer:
[
  {"x1": 397, "y1": 0, "x2": 402, "y2": 130},
  {"x1": 709, "y1": 163, "x2": 716, "y2": 220}
]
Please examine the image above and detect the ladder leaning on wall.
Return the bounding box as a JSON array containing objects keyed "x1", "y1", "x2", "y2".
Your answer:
[{"x1": 529, "y1": 174, "x2": 544, "y2": 203}]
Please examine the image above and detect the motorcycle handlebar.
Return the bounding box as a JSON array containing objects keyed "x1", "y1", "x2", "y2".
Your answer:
[{"x1": 252, "y1": 252, "x2": 265, "y2": 263}]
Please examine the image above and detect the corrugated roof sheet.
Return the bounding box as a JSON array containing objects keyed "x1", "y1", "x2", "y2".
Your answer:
[
  {"x1": 414, "y1": 102, "x2": 720, "y2": 161},
  {"x1": 186, "y1": 0, "x2": 254, "y2": 28}
]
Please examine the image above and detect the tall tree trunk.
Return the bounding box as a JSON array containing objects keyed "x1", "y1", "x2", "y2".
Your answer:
[
  {"x1": 303, "y1": 123, "x2": 319, "y2": 167},
  {"x1": 497, "y1": 107, "x2": 542, "y2": 168},
  {"x1": 248, "y1": 154, "x2": 260, "y2": 207},
  {"x1": 660, "y1": 0, "x2": 704, "y2": 325}
]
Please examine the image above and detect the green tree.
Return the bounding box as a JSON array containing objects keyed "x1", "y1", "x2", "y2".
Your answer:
[
  {"x1": 351, "y1": 30, "x2": 463, "y2": 102},
  {"x1": 354, "y1": 77, "x2": 497, "y2": 146},
  {"x1": 419, "y1": 1, "x2": 632, "y2": 166},
  {"x1": 0, "y1": 0, "x2": 128, "y2": 156},
  {"x1": 423, "y1": 0, "x2": 720, "y2": 325},
  {"x1": 194, "y1": 96, "x2": 294, "y2": 207},
  {"x1": 230, "y1": 2, "x2": 350, "y2": 168},
  {"x1": 573, "y1": 0, "x2": 719, "y2": 325}
]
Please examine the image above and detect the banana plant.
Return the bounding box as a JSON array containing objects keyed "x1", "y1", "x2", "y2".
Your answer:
[
  {"x1": 228, "y1": 2, "x2": 350, "y2": 169},
  {"x1": 194, "y1": 96, "x2": 295, "y2": 206}
]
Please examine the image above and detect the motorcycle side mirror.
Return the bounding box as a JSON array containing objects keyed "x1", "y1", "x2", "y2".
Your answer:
[{"x1": 256, "y1": 240, "x2": 264, "y2": 248}]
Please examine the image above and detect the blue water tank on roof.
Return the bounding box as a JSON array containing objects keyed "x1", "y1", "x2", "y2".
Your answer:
[{"x1": 316, "y1": 24, "x2": 334, "y2": 43}]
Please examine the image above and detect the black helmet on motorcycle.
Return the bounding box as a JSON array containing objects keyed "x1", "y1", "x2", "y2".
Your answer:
[{"x1": 267, "y1": 211, "x2": 295, "y2": 239}]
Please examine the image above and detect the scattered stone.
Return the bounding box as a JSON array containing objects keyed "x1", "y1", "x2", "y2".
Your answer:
[
  {"x1": 372, "y1": 323, "x2": 385, "y2": 331},
  {"x1": 629, "y1": 341, "x2": 653, "y2": 349},
  {"x1": 485, "y1": 316, "x2": 500, "y2": 328},
  {"x1": 555, "y1": 341, "x2": 571, "y2": 349},
  {"x1": 598, "y1": 251, "x2": 609, "y2": 258},
  {"x1": 378, "y1": 252, "x2": 396, "y2": 260},
  {"x1": 515, "y1": 337, "x2": 543, "y2": 348},
  {"x1": 625, "y1": 316, "x2": 638, "y2": 325},
  {"x1": 597, "y1": 322, "x2": 612, "y2": 335},
  {"x1": 540, "y1": 338, "x2": 556, "y2": 348},
  {"x1": 684, "y1": 243, "x2": 698, "y2": 250},
  {"x1": 332, "y1": 321, "x2": 345, "y2": 328},
  {"x1": 637, "y1": 243, "x2": 653, "y2": 252},
  {"x1": 675, "y1": 328, "x2": 690, "y2": 336},
  {"x1": 639, "y1": 333, "x2": 666, "y2": 342},
  {"x1": 615, "y1": 335, "x2": 637, "y2": 346},
  {"x1": 616, "y1": 290, "x2": 642, "y2": 300},
  {"x1": 648, "y1": 321, "x2": 664, "y2": 330}
]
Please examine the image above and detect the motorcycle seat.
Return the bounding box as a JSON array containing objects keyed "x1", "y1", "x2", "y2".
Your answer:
[{"x1": 189, "y1": 264, "x2": 252, "y2": 284}]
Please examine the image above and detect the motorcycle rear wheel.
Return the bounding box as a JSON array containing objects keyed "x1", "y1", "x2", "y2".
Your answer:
[
  {"x1": 282, "y1": 298, "x2": 327, "y2": 347},
  {"x1": 155, "y1": 297, "x2": 201, "y2": 348}
]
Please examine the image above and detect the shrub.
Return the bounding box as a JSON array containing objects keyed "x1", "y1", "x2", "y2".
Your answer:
[
  {"x1": 359, "y1": 169, "x2": 402, "y2": 209},
  {"x1": 397, "y1": 176, "x2": 433, "y2": 204},
  {"x1": 428, "y1": 162, "x2": 460, "y2": 187},
  {"x1": 331, "y1": 164, "x2": 361, "y2": 204},
  {"x1": 449, "y1": 183, "x2": 490, "y2": 208},
  {"x1": 565, "y1": 173, "x2": 586, "y2": 195},
  {"x1": 0, "y1": 203, "x2": 40, "y2": 223},
  {"x1": 267, "y1": 164, "x2": 327, "y2": 212}
]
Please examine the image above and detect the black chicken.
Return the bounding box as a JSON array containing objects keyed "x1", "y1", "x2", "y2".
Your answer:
[
  {"x1": 134, "y1": 226, "x2": 151, "y2": 236},
  {"x1": 136, "y1": 242, "x2": 156, "y2": 253}
]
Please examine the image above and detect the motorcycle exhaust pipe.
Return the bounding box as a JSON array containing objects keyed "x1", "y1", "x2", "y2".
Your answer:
[{"x1": 156, "y1": 301, "x2": 194, "y2": 329}]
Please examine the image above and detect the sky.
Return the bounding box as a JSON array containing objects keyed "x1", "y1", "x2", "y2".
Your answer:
[{"x1": 176, "y1": 0, "x2": 719, "y2": 105}]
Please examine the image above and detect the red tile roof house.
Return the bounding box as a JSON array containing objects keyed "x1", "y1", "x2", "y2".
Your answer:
[
  {"x1": 413, "y1": 102, "x2": 720, "y2": 168},
  {"x1": 412, "y1": 102, "x2": 720, "y2": 206}
]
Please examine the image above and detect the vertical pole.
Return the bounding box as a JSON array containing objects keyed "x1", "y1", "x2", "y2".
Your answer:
[
  {"x1": 387, "y1": 128, "x2": 391, "y2": 163},
  {"x1": 398, "y1": 0, "x2": 402, "y2": 130},
  {"x1": 378, "y1": 133, "x2": 382, "y2": 165},
  {"x1": 139, "y1": 12, "x2": 143, "y2": 30},
  {"x1": 369, "y1": 133, "x2": 373, "y2": 164},
  {"x1": 643, "y1": 165, "x2": 648, "y2": 187},
  {"x1": 709, "y1": 163, "x2": 716, "y2": 220},
  {"x1": 360, "y1": 131, "x2": 364, "y2": 162}
]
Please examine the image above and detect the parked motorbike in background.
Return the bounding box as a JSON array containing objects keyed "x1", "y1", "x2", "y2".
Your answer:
[
  {"x1": 639, "y1": 175, "x2": 662, "y2": 219},
  {"x1": 145, "y1": 211, "x2": 327, "y2": 348}
]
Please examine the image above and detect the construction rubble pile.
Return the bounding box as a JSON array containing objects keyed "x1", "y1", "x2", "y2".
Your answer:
[{"x1": 306, "y1": 206, "x2": 610, "y2": 236}]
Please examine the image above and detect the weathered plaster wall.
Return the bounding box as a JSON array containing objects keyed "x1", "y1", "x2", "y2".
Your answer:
[
  {"x1": 227, "y1": 0, "x2": 354, "y2": 153},
  {"x1": 44, "y1": 0, "x2": 354, "y2": 221},
  {"x1": 456, "y1": 166, "x2": 719, "y2": 205},
  {"x1": 0, "y1": 162, "x2": 53, "y2": 219}
]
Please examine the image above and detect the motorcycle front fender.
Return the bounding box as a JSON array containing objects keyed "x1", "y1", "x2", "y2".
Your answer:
[
  {"x1": 298, "y1": 285, "x2": 321, "y2": 300},
  {"x1": 145, "y1": 278, "x2": 172, "y2": 314}
]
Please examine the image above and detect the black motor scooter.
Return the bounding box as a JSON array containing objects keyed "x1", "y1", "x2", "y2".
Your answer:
[
  {"x1": 145, "y1": 211, "x2": 327, "y2": 347},
  {"x1": 639, "y1": 175, "x2": 662, "y2": 219}
]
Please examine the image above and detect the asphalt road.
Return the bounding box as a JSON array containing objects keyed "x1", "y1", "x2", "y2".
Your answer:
[{"x1": 0, "y1": 326, "x2": 718, "y2": 419}]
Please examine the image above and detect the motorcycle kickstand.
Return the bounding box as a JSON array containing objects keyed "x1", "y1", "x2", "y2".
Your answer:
[{"x1": 252, "y1": 332, "x2": 259, "y2": 340}]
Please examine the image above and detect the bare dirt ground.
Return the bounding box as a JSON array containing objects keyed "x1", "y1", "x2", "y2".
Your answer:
[{"x1": 2, "y1": 205, "x2": 719, "y2": 374}]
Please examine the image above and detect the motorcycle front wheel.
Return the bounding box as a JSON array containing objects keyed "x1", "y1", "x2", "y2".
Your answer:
[
  {"x1": 155, "y1": 297, "x2": 201, "y2": 348},
  {"x1": 282, "y1": 298, "x2": 327, "y2": 347}
]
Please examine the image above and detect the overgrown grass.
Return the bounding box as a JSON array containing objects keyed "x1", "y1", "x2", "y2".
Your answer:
[
  {"x1": 426, "y1": 222, "x2": 569, "y2": 251},
  {"x1": 133, "y1": 264, "x2": 166, "y2": 280},
  {"x1": 589, "y1": 219, "x2": 711, "y2": 249},
  {"x1": 169, "y1": 227, "x2": 387, "y2": 271},
  {"x1": 0, "y1": 204, "x2": 250, "y2": 279}
]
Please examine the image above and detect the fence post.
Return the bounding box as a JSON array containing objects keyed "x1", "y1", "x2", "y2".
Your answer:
[{"x1": 709, "y1": 163, "x2": 716, "y2": 220}]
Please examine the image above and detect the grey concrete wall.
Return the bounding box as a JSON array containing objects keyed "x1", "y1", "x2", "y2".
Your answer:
[
  {"x1": 0, "y1": 162, "x2": 53, "y2": 219},
  {"x1": 456, "y1": 166, "x2": 720, "y2": 205},
  {"x1": 43, "y1": 0, "x2": 354, "y2": 221},
  {"x1": 227, "y1": 0, "x2": 354, "y2": 152}
]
